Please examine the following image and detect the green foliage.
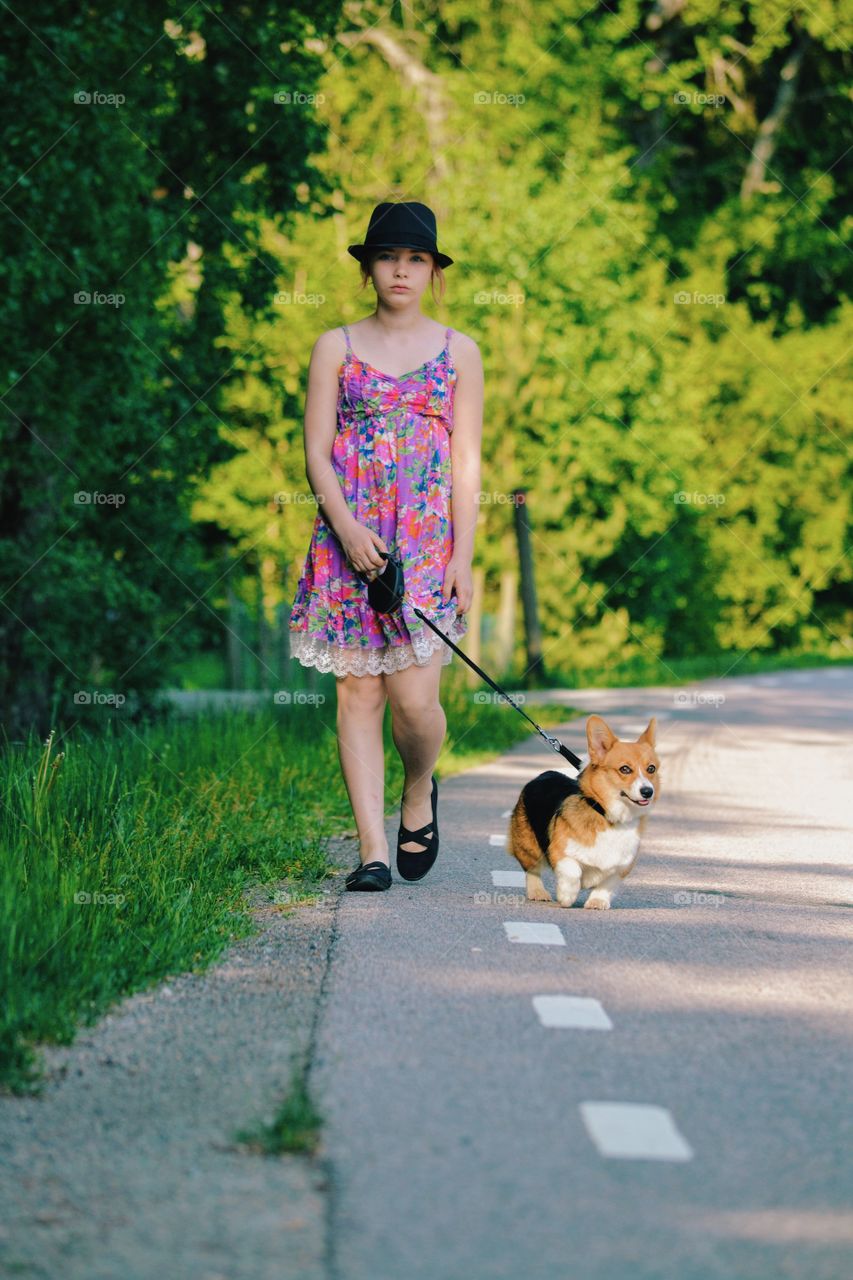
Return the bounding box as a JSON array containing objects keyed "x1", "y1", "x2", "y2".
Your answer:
[
  {"x1": 0, "y1": 1, "x2": 342, "y2": 736},
  {"x1": 2, "y1": 1, "x2": 851, "y2": 730},
  {"x1": 193, "y1": 0, "x2": 851, "y2": 678}
]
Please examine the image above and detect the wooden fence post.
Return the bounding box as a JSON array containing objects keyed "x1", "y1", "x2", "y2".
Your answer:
[
  {"x1": 226, "y1": 581, "x2": 243, "y2": 690},
  {"x1": 257, "y1": 576, "x2": 273, "y2": 692},
  {"x1": 513, "y1": 488, "x2": 544, "y2": 682},
  {"x1": 278, "y1": 601, "x2": 291, "y2": 688},
  {"x1": 495, "y1": 568, "x2": 517, "y2": 675}
]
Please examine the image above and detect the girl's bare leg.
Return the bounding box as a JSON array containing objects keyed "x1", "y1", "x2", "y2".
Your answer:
[
  {"x1": 383, "y1": 645, "x2": 446, "y2": 851},
  {"x1": 335, "y1": 670, "x2": 389, "y2": 866}
]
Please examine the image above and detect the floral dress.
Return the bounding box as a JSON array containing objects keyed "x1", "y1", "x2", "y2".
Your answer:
[{"x1": 288, "y1": 324, "x2": 469, "y2": 677}]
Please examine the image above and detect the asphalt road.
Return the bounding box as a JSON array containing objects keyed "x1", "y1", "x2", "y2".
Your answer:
[
  {"x1": 312, "y1": 665, "x2": 853, "y2": 1280},
  {"x1": 2, "y1": 666, "x2": 850, "y2": 1279}
]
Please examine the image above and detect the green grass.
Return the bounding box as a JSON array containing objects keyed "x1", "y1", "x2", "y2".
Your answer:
[
  {"x1": 506, "y1": 645, "x2": 853, "y2": 690},
  {"x1": 234, "y1": 1059, "x2": 323, "y2": 1156},
  {"x1": 0, "y1": 667, "x2": 576, "y2": 1093},
  {"x1": 172, "y1": 642, "x2": 853, "y2": 699},
  {"x1": 168, "y1": 649, "x2": 229, "y2": 691}
]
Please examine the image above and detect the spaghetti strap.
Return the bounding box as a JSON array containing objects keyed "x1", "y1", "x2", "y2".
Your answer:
[
  {"x1": 341, "y1": 324, "x2": 352, "y2": 353},
  {"x1": 443, "y1": 326, "x2": 453, "y2": 353}
]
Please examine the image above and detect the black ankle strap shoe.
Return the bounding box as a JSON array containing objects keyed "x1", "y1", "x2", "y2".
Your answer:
[
  {"x1": 345, "y1": 860, "x2": 392, "y2": 891},
  {"x1": 396, "y1": 776, "x2": 439, "y2": 882}
]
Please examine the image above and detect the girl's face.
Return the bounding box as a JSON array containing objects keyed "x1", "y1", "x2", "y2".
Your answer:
[{"x1": 369, "y1": 247, "x2": 433, "y2": 301}]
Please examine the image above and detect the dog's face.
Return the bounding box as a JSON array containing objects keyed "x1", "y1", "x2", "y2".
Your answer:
[{"x1": 585, "y1": 715, "x2": 660, "y2": 817}]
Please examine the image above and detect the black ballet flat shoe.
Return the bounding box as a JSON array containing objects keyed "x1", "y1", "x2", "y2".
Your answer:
[
  {"x1": 345, "y1": 860, "x2": 392, "y2": 891},
  {"x1": 396, "y1": 776, "x2": 439, "y2": 882}
]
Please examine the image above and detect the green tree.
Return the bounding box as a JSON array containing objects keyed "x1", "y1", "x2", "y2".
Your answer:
[
  {"x1": 192, "y1": 0, "x2": 852, "y2": 679},
  {"x1": 0, "y1": 0, "x2": 342, "y2": 734}
]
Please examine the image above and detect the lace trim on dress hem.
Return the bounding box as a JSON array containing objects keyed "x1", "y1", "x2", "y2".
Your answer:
[{"x1": 289, "y1": 613, "x2": 468, "y2": 677}]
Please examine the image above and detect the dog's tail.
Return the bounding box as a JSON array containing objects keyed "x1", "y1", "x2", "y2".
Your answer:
[{"x1": 507, "y1": 792, "x2": 547, "y2": 872}]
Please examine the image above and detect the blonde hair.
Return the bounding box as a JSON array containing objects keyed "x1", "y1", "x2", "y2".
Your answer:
[{"x1": 358, "y1": 249, "x2": 447, "y2": 305}]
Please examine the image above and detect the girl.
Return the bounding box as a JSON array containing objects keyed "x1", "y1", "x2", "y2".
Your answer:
[{"x1": 289, "y1": 200, "x2": 484, "y2": 891}]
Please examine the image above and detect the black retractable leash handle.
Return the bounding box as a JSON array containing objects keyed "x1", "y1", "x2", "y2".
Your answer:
[{"x1": 356, "y1": 551, "x2": 583, "y2": 771}]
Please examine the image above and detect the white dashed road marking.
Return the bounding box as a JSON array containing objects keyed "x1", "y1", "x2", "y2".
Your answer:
[
  {"x1": 579, "y1": 1102, "x2": 693, "y2": 1161},
  {"x1": 489, "y1": 833, "x2": 506, "y2": 846},
  {"x1": 533, "y1": 996, "x2": 613, "y2": 1029},
  {"x1": 503, "y1": 921, "x2": 565, "y2": 946},
  {"x1": 491, "y1": 869, "x2": 525, "y2": 887}
]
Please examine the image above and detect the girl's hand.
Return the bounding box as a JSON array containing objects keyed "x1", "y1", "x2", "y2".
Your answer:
[
  {"x1": 341, "y1": 521, "x2": 388, "y2": 578},
  {"x1": 442, "y1": 557, "x2": 474, "y2": 615}
]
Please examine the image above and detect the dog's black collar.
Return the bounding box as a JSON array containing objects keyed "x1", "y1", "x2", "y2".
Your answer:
[{"x1": 582, "y1": 793, "x2": 607, "y2": 818}]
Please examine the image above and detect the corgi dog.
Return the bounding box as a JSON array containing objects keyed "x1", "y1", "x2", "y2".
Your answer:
[{"x1": 507, "y1": 715, "x2": 660, "y2": 909}]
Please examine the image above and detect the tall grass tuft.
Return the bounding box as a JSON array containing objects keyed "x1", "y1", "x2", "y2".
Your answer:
[{"x1": 1, "y1": 704, "x2": 341, "y2": 1092}]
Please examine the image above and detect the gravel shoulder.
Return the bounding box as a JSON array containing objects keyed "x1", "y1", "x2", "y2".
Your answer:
[{"x1": 0, "y1": 842, "x2": 356, "y2": 1280}]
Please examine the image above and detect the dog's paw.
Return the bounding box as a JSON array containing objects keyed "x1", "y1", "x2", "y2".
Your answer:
[
  {"x1": 526, "y1": 884, "x2": 553, "y2": 902},
  {"x1": 583, "y1": 895, "x2": 611, "y2": 910}
]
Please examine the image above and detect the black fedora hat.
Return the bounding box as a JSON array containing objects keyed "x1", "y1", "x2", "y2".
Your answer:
[{"x1": 348, "y1": 200, "x2": 453, "y2": 269}]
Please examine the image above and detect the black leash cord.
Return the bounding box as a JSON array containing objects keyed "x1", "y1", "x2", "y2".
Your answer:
[{"x1": 410, "y1": 604, "x2": 583, "y2": 771}]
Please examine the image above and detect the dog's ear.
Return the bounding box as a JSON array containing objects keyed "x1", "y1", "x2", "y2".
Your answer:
[
  {"x1": 587, "y1": 715, "x2": 616, "y2": 763},
  {"x1": 638, "y1": 716, "x2": 657, "y2": 746}
]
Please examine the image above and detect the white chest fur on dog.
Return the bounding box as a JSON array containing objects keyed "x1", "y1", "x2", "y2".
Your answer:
[{"x1": 556, "y1": 823, "x2": 640, "y2": 888}]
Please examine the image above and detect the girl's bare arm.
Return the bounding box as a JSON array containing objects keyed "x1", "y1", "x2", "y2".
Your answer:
[
  {"x1": 448, "y1": 333, "x2": 484, "y2": 565},
  {"x1": 302, "y1": 330, "x2": 356, "y2": 541}
]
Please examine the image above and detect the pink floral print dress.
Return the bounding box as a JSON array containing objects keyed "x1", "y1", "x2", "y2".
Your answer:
[{"x1": 288, "y1": 324, "x2": 469, "y2": 677}]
